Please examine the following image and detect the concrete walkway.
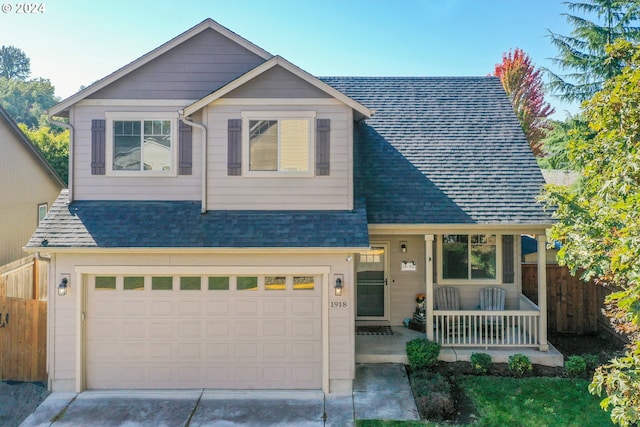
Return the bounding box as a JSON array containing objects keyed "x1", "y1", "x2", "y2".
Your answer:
[{"x1": 21, "y1": 364, "x2": 418, "y2": 427}]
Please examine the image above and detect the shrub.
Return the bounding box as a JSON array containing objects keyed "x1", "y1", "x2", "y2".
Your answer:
[
  {"x1": 470, "y1": 352, "x2": 492, "y2": 374},
  {"x1": 565, "y1": 355, "x2": 587, "y2": 377},
  {"x1": 581, "y1": 353, "x2": 600, "y2": 371},
  {"x1": 406, "y1": 338, "x2": 441, "y2": 371},
  {"x1": 410, "y1": 371, "x2": 455, "y2": 421},
  {"x1": 508, "y1": 354, "x2": 533, "y2": 377}
]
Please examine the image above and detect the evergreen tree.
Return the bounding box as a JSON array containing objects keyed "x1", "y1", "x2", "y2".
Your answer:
[{"x1": 547, "y1": 0, "x2": 640, "y2": 102}]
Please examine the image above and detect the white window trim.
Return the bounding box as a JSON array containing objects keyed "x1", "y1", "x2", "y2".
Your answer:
[
  {"x1": 105, "y1": 112, "x2": 179, "y2": 177},
  {"x1": 241, "y1": 110, "x2": 316, "y2": 178},
  {"x1": 436, "y1": 233, "x2": 503, "y2": 285},
  {"x1": 37, "y1": 202, "x2": 48, "y2": 224}
]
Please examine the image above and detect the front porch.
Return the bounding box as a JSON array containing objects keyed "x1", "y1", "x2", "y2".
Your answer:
[{"x1": 355, "y1": 326, "x2": 564, "y2": 366}]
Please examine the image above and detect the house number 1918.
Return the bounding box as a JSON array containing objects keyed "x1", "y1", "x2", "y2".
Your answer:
[{"x1": 331, "y1": 301, "x2": 347, "y2": 308}]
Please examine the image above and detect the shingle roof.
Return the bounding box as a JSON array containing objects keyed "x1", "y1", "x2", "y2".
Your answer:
[
  {"x1": 320, "y1": 76, "x2": 552, "y2": 225},
  {"x1": 26, "y1": 190, "x2": 370, "y2": 249}
]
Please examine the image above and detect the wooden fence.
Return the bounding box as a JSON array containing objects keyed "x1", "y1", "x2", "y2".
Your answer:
[
  {"x1": 0, "y1": 255, "x2": 48, "y2": 300},
  {"x1": 0, "y1": 296, "x2": 47, "y2": 381},
  {"x1": 0, "y1": 255, "x2": 48, "y2": 382},
  {"x1": 522, "y1": 263, "x2": 600, "y2": 334}
]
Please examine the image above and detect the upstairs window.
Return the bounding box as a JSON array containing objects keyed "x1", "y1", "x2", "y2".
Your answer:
[
  {"x1": 106, "y1": 113, "x2": 177, "y2": 175},
  {"x1": 242, "y1": 111, "x2": 315, "y2": 176}
]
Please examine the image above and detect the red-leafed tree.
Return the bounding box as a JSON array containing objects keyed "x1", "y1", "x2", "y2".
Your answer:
[{"x1": 493, "y1": 48, "x2": 555, "y2": 156}]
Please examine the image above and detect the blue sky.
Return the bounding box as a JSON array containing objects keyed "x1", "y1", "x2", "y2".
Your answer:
[{"x1": 1, "y1": 0, "x2": 579, "y2": 118}]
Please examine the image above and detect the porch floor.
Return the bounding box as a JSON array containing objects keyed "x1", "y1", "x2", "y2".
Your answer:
[{"x1": 355, "y1": 327, "x2": 564, "y2": 367}]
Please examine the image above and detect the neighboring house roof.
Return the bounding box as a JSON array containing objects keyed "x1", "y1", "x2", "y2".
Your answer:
[
  {"x1": 0, "y1": 105, "x2": 65, "y2": 188},
  {"x1": 27, "y1": 190, "x2": 370, "y2": 249},
  {"x1": 541, "y1": 169, "x2": 580, "y2": 186},
  {"x1": 48, "y1": 18, "x2": 273, "y2": 117},
  {"x1": 183, "y1": 56, "x2": 373, "y2": 119},
  {"x1": 320, "y1": 76, "x2": 552, "y2": 225}
]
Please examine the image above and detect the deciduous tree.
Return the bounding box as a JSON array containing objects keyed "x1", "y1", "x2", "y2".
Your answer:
[
  {"x1": 0, "y1": 45, "x2": 30, "y2": 80},
  {"x1": 493, "y1": 48, "x2": 554, "y2": 156},
  {"x1": 542, "y1": 39, "x2": 640, "y2": 426},
  {"x1": 0, "y1": 77, "x2": 58, "y2": 128},
  {"x1": 18, "y1": 124, "x2": 68, "y2": 185}
]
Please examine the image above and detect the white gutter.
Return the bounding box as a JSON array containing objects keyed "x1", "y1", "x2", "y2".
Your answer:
[
  {"x1": 178, "y1": 110, "x2": 207, "y2": 213},
  {"x1": 48, "y1": 115, "x2": 74, "y2": 202}
]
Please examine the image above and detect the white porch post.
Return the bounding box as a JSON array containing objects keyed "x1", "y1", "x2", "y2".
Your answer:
[
  {"x1": 537, "y1": 234, "x2": 549, "y2": 351},
  {"x1": 425, "y1": 234, "x2": 435, "y2": 341}
]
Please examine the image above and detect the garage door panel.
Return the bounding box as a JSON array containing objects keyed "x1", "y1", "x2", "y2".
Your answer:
[
  {"x1": 123, "y1": 300, "x2": 147, "y2": 316},
  {"x1": 235, "y1": 299, "x2": 259, "y2": 316},
  {"x1": 235, "y1": 319, "x2": 258, "y2": 337},
  {"x1": 122, "y1": 322, "x2": 146, "y2": 339},
  {"x1": 206, "y1": 300, "x2": 231, "y2": 316},
  {"x1": 150, "y1": 300, "x2": 173, "y2": 315},
  {"x1": 177, "y1": 320, "x2": 201, "y2": 338},
  {"x1": 87, "y1": 273, "x2": 322, "y2": 390},
  {"x1": 263, "y1": 299, "x2": 287, "y2": 315},
  {"x1": 177, "y1": 300, "x2": 202, "y2": 316},
  {"x1": 149, "y1": 321, "x2": 174, "y2": 338}
]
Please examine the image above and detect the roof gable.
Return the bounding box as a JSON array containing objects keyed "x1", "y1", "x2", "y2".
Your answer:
[
  {"x1": 321, "y1": 76, "x2": 552, "y2": 225},
  {"x1": 183, "y1": 56, "x2": 372, "y2": 119},
  {"x1": 0, "y1": 106, "x2": 65, "y2": 188},
  {"x1": 49, "y1": 18, "x2": 272, "y2": 117}
]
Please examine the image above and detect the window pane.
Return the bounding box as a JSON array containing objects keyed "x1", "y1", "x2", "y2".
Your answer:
[
  {"x1": 280, "y1": 119, "x2": 309, "y2": 171},
  {"x1": 265, "y1": 276, "x2": 286, "y2": 291},
  {"x1": 442, "y1": 235, "x2": 468, "y2": 279},
  {"x1": 113, "y1": 121, "x2": 141, "y2": 170},
  {"x1": 249, "y1": 120, "x2": 277, "y2": 171},
  {"x1": 180, "y1": 276, "x2": 201, "y2": 290},
  {"x1": 142, "y1": 120, "x2": 172, "y2": 171},
  {"x1": 124, "y1": 276, "x2": 144, "y2": 290},
  {"x1": 95, "y1": 276, "x2": 116, "y2": 290},
  {"x1": 293, "y1": 276, "x2": 315, "y2": 290},
  {"x1": 152, "y1": 276, "x2": 173, "y2": 290},
  {"x1": 237, "y1": 276, "x2": 258, "y2": 291},
  {"x1": 208, "y1": 276, "x2": 229, "y2": 291},
  {"x1": 38, "y1": 204, "x2": 48, "y2": 223},
  {"x1": 471, "y1": 234, "x2": 497, "y2": 279}
]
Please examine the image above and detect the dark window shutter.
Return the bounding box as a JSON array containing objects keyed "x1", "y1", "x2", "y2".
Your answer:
[
  {"x1": 228, "y1": 119, "x2": 242, "y2": 176},
  {"x1": 502, "y1": 235, "x2": 515, "y2": 283},
  {"x1": 316, "y1": 119, "x2": 330, "y2": 176},
  {"x1": 91, "y1": 119, "x2": 106, "y2": 175},
  {"x1": 178, "y1": 120, "x2": 193, "y2": 175}
]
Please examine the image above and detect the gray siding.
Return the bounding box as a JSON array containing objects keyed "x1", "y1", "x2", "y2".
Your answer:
[
  {"x1": 206, "y1": 102, "x2": 353, "y2": 210},
  {"x1": 226, "y1": 66, "x2": 331, "y2": 99},
  {"x1": 71, "y1": 104, "x2": 202, "y2": 201},
  {"x1": 88, "y1": 28, "x2": 266, "y2": 100}
]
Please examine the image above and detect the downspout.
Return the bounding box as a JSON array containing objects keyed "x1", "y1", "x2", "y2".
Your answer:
[
  {"x1": 48, "y1": 114, "x2": 74, "y2": 202},
  {"x1": 178, "y1": 110, "x2": 207, "y2": 214}
]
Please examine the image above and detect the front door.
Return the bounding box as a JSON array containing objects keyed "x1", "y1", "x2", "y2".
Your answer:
[{"x1": 356, "y1": 243, "x2": 389, "y2": 320}]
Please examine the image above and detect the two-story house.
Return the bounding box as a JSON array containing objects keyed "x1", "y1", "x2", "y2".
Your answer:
[{"x1": 27, "y1": 19, "x2": 554, "y2": 394}]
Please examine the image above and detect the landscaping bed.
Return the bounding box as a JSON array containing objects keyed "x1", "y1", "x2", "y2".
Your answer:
[{"x1": 405, "y1": 333, "x2": 625, "y2": 426}]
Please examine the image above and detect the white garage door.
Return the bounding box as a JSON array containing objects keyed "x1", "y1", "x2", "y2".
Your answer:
[{"x1": 85, "y1": 273, "x2": 322, "y2": 389}]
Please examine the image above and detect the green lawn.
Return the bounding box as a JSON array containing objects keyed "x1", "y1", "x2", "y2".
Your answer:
[{"x1": 357, "y1": 376, "x2": 613, "y2": 427}]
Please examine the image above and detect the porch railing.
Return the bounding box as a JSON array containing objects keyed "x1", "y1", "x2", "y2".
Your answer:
[{"x1": 432, "y1": 296, "x2": 541, "y2": 347}]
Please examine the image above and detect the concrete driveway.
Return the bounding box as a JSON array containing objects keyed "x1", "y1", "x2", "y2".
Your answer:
[{"x1": 20, "y1": 364, "x2": 419, "y2": 427}]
